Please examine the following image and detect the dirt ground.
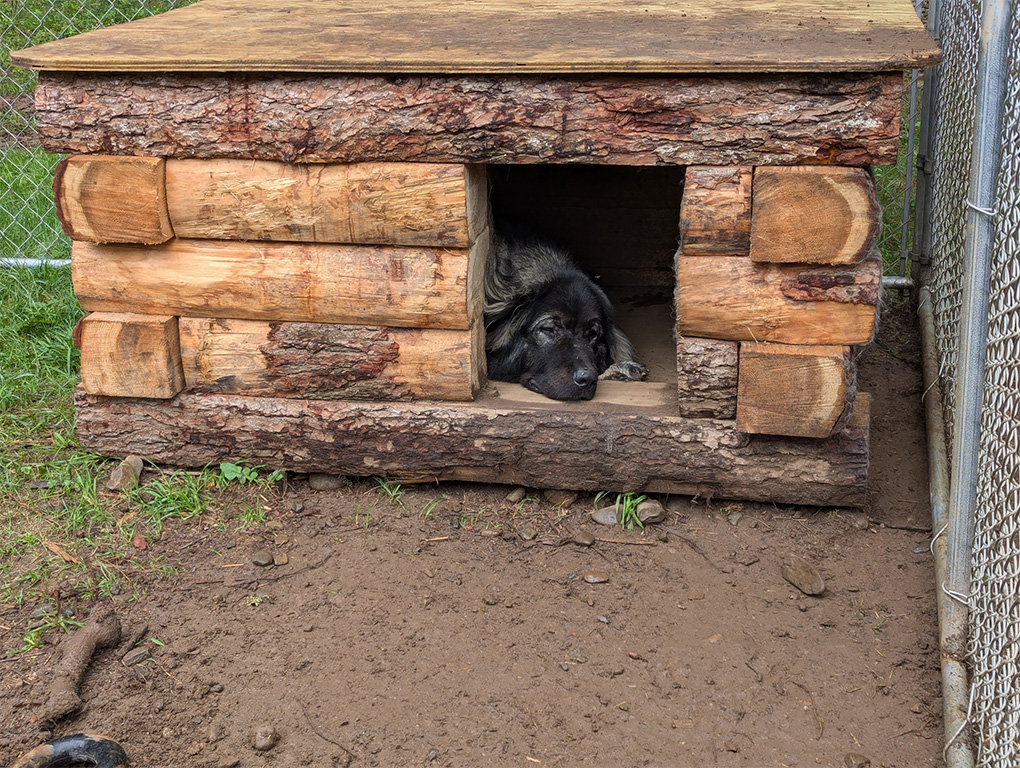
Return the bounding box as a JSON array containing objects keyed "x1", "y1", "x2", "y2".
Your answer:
[{"x1": 0, "y1": 300, "x2": 940, "y2": 768}]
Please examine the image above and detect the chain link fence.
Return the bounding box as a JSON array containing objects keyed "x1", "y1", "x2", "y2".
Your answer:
[
  {"x1": 921, "y1": 0, "x2": 1020, "y2": 765},
  {"x1": 1, "y1": 1, "x2": 196, "y2": 263}
]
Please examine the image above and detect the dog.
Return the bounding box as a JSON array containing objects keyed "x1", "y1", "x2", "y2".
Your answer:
[{"x1": 483, "y1": 233, "x2": 647, "y2": 401}]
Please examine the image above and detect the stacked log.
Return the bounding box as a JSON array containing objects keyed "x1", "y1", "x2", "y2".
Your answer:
[
  {"x1": 61, "y1": 157, "x2": 488, "y2": 403},
  {"x1": 677, "y1": 165, "x2": 880, "y2": 440},
  {"x1": 51, "y1": 125, "x2": 884, "y2": 504}
]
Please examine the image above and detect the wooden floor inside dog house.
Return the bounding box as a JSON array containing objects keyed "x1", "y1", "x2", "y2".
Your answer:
[{"x1": 488, "y1": 164, "x2": 684, "y2": 406}]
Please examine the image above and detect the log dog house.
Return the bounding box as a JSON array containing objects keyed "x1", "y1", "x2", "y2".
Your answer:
[{"x1": 13, "y1": 0, "x2": 939, "y2": 507}]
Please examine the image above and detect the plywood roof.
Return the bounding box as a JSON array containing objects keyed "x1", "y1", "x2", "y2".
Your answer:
[{"x1": 11, "y1": 0, "x2": 939, "y2": 74}]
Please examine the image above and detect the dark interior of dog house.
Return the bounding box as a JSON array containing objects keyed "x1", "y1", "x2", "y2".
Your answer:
[{"x1": 489, "y1": 164, "x2": 684, "y2": 388}]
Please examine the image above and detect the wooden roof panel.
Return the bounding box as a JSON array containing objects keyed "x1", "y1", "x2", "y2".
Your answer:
[{"x1": 11, "y1": 0, "x2": 940, "y2": 74}]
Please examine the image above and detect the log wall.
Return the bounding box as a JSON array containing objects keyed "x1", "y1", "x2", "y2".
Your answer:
[
  {"x1": 48, "y1": 69, "x2": 891, "y2": 505},
  {"x1": 35, "y1": 72, "x2": 902, "y2": 166}
]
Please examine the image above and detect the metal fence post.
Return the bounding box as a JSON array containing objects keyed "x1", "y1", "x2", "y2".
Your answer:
[{"x1": 942, "y1": 0, "x2": 1012, "y2": 763}]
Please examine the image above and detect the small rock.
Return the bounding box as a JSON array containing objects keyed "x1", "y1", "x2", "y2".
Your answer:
[
  {"x1": 726, "y1": 510, "x2": 743, "y2": 526},
  {"x1": 252, "y1": 550, "x2": 274, "y2": 567},
  {"x1": 584, "y1": 571, "x2": 610, "y2": 584},
  {"x1": 591, "y1": 507, "x2": 618, "y2": 526},
  {"x1": 107, "y1": 456, "x2": 144, "y2": 492},
  {"x1": 517, "y1": 526, "x2": 538, "y2": 541},
  {"x1": 845, "y1": 754, "x2": 871, "y2": 768},
  {"x1": 844, "y1": 511, "x2": 871, "y2": 530},
  {"x1": 252, "y1": 724, "x2": 279, "y2": 752},
  {"x1": 265, "y1": 520, "x2": 285, "y2": 531},
  {"x1": 209, "y1": 683, "x2": 223, "y2": 693},
  {"x1": 544, "y1": 489, "x2": 578, "y2": 508},
  {"x1": 723, "y1": 741, "x2": 740, "y2": 753},
  {"x1": 122, "y1": 647, "x2": 150, "y2": 666},
  {"x1": 207, "y1": 723, "x2": 222, "y2": 743},
  {"x1": 482, "y1": 587, "x2": 501, "y2": 606},
  {"x1": 505, "y1": 487, "x2": 528, "y2": 504},
  {"x1": 636, "y1": 499, "x2": 666, "y2": 525},
  {"x1": 781, "y1": 555, "x2": 825, "y2": 596},
  {"x1": 308, "y1": 473, "x2": 347, "y2": 491},
  {"x1": 572, "y1": 531, "x2": 596, "y2": 547},
  {"x1": 273, "y1": 552, "x2": 289, "y2": 566}
]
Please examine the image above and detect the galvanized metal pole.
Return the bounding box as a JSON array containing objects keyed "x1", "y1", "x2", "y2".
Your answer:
[
  {"x1": 911, "y1": 0, "x2": 940, "y2": 287},
  {"x1": 943, "y1": 0, "x2": 1012, "y2": 764}
]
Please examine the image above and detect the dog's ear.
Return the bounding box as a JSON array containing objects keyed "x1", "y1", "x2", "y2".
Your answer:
[{"x1": 484, "y1": 298, "x2": 533, "y2": 380}]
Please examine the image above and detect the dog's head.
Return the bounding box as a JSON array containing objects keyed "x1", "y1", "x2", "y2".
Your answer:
[{"x1": 486, "y1": 276, "x2": 616, "y2": 401}]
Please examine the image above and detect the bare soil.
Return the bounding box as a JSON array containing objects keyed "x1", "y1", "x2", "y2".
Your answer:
[{"x1": 0, "y1": 300, "x2": 940, "y2": 768}]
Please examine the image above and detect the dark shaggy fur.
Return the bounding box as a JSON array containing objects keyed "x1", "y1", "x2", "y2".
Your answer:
[{"x1": 483, "y1": 234, "x2": 647, "y2": 401}]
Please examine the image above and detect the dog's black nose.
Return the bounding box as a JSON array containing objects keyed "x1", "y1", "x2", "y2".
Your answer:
[{"x1": 573, "y1": 368, "x2": 597, "y2": 389}]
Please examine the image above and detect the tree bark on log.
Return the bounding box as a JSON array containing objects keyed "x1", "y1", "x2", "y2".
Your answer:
[
  {"x1": 74, "y1": 388, "x2": 870, "y2": 507},
  {"x1": 35, "y1": 72, "x2": 902, "y2": 167},
  {"x1": 675, "y1": 337, "x2": 739, "y2": 419},
  {"x1": 177, "y1": 317, "x2": 482, "y2": 401},
  {"x1": 679, "y1": 167, "x2": 752, "y2": 257}
]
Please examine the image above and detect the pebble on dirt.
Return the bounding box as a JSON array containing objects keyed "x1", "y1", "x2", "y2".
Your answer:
[
  {"x1": 504, "y1": 486, "x2": 527, "y2": 504},
  {"x1": 781, "y1": 555, "x2": 826, "y2": 596},
  {"x1": 544, "y1": 489, "x2": 578, "y2": 508},
  {"x1": 591, "y1": 507, "x2": 618, "y2": 526},
  {"x1": 844, "y1": 753, "x2": 871, "y2": 768},
  {"x1": 584, "y1": 571, "x2": 610, "y2": 584},
  {"x1": 572, "y1": 531, "x2": 596, "y2": 547},
  {"x1": 308, "y1": 473, "x2": 347, "y2": 491},
  {"x1": 636, "y1": 498, "x2": 666, "y2": 524},
  {"x1": 107, "y1": 455, "x2": 144, "y2": 492},
  {"x1": 252, "y1": 723, "x2": 279, "y2": 751},
  {"x1": 252, "y1": 550, "x2": 274, "y2": 567}
]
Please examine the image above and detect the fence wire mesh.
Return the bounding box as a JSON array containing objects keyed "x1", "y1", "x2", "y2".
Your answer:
[
  {"x1": 924, "y1": 0, "x2": 1020, "y2": 766},
  {"x1": 926, "y1": 0, "x2": 980, "y2": 446},
  {"x1": 0, "y1": 1, "x2": 196, "y2": 262},
  {"x1": 967, "y1": 4, "x2": 1020, "y2": 766}
]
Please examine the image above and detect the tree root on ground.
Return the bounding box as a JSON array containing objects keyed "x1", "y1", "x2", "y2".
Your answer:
[{"x1": 37, "y1": 603, "x2": 121, "y2": 724}]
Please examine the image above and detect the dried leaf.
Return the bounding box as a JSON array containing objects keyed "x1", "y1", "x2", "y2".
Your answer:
[{"x1": 43, "y1": 540, "x2": 79, "y2": 564}]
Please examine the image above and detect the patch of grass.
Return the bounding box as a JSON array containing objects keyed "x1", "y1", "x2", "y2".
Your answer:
[
  {"x1": 0, "y1": 147, "x2": 68, "y2": 262},
  {"x1": 217, "y1": 461, "x2": 284, "y2": 489},
  {"x1": 7, "y1": 610, "x2": 83, "y2": 656},
  {"x1": 595, "y1": 491, "x2": 647, "y2": 531},
  {"x1": 374, "y1": 477, "x2": 405, "y2": 508},
  {"x1": 420, "y1": 497, "x2": 444, "y2": 520},
  {"x1": 129, "y1": 468, "x2": 219, "y2": 536}
]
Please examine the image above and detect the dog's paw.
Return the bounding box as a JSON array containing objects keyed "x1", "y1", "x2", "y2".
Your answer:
[{"x1": 599, "y1": 360, "x2": 648, "y2": 382}]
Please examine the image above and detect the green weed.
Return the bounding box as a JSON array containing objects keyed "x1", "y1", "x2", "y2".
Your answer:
[
  {"x1": 420, "y1": 497, "x2": 444, "y2": 520},
  {"x1": 129, "y1": 468, "x2": 218, "y2": 536},
  {"x1": 7, "y1": 610, "x2": 83, "y2": 656},
  {"x1": 217, "y1": 461, "x2": 284, "y2": 488},
  {"x1": 374, "y1": 477, "x2": 405, "y2": 507},
  {"x1": 595, "y1": 491, "x2": 647, "y2": 531}
]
